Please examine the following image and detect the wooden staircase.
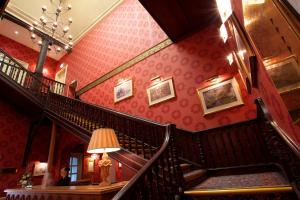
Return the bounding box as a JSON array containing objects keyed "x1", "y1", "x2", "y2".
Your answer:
[{"x1": 1, "y1": 48, "x2": 300, "y2": 199}]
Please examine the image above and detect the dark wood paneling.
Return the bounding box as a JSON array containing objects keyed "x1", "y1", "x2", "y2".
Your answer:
[
  {"x1": 0, "y1": 0, "x2": 9, "y2": 17},
  {"x1": 138, "y1": 0, "x2": 219, "y2": 42}
]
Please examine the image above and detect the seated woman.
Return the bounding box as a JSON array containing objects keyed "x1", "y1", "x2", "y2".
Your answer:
[{"x1": 56, "y1": 167, "x2": 71, "y2": 186}]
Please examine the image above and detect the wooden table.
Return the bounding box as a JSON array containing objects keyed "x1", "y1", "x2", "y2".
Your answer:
[{"x1": 5, "y1": 181, "x2": 128, "y2": 200}]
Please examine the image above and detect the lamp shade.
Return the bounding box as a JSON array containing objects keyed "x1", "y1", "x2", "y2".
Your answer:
[{"x1": 87, "y1": 128, "x2": 121, "y2": 153}]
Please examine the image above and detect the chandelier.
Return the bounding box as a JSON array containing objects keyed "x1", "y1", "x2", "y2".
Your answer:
[{"x1": 29, "y1": 0, "x2": 74, "y2": 53}]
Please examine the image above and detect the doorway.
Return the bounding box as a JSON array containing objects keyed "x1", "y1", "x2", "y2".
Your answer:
[{"x1": 54, "y1": 63, "x2": 68, "y2": 95}]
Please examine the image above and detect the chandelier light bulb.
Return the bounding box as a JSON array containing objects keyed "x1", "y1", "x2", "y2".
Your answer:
[
  {"x1": 42, "y1": 5, "x2": 47, "y2": 12},
  {"x1": 53, "y1": 22, "x2": 58, "y2": 28},
  {"x1": 33, "y1": 21, "x2": 38, "y2": 27},
  {"x1": 30, "y1": 2, "x2": 74, "y2": 52},
  {"x1": 68, "y1": 35, "x2": 73, "y2": 40},
  {"x1": 42, "y1": 18, "x2": 47, "y2": 25},
  {"x1": 63, "y1": 26, "x2": 69, "y2": 33},
  {"x1": 68, "y1": 18, "x2": 73, "y2": 24},
  {"x1": 57, "y1": 6, "x2": 62, "y2": 13},
  {"x1": 31, "y1": 34, "x2": 36, "y2": 40}
]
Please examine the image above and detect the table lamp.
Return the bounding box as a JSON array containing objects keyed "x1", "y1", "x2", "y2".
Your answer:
[{"x1": 87, "y1": 128, "x2": 121, "y2": 187}]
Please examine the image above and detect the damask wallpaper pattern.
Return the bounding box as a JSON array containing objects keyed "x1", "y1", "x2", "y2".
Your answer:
[
  {"x1": 0, "y1": 35, "x2": 58, "y2": 79},
  {"x1": 59, "y1": 0, "x2": 258, "y2": 131}
]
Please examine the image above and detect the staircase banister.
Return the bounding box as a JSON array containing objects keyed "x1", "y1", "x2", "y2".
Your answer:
[
  {"x1": 112, "y1": 124, "x2": 173, "y2": 200},
  {"x1": 0, "y1": 63, "x2": 51, "y2": 92},
  {"x1": 48, "y1": 92, "x2": 165, "y2": 127},
  {"x1": 175, "y1": 119, "x2": 258, "y2": 135},
  {"x1": 0, "y1": 48, "x2": 29, "y2": 70},
  {"x1": 38, "y1": 74, "x2": 66, "y2": 86},
  {"x1": 255, "y1": 98, "x2": 300, "y2": 159}
]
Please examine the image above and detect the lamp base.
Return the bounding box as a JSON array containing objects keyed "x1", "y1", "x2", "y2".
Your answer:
[{"x1": 98, "y1": 152, "x2": 112, "y2": 187}]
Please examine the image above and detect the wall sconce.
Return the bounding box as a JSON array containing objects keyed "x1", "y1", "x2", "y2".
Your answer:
[
  {"x1": 220, "y1": 23, "x2": 228, "y2": 43},
  {"x1": 206, "y1": 75, "x2": 220, "y2": 84},
  {"x1": 150, "y1": 75, "x2": 162, "y2": 85},
  {"x1": 216, "y1": 0, "x2": 232, "y2": 23},
  {"x1": 246, "y1": 0, "x2": 265, "y2": 5},
  {"x1": 227, "y1": 53, "x2": 234, "y2": 65},
  {"x1": 238, "y1": 50, "x2": 247, "y2": 60}
]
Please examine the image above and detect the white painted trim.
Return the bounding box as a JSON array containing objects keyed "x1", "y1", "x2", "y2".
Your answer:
[
  {"x1": 55, "y1": 64, "x2": 68, "y2": 84},
  {"x1": 6, "y1": 0, "x2": 124, "y2": 44}
]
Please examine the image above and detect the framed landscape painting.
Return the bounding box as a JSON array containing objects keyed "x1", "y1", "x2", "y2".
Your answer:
[
  {"x1": 147, "y1": 78, "x2": 176, "y2": 106},
  {"x1": 265, "y1": 55, "x2": 300, "y2": 94},
  {"x1": 197, "y1": 77, "x2": 244, "y2": 115},
  {"x1": 114, "y1": 79, "x2": 133, "y2": 103},
  {"x1": 33, "y1": 162, "x2": 48, "y2": 176}
]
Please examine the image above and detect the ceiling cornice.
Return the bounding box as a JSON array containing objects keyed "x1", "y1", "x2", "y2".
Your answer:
[{"x1": 5, "y1": 0, "x2": 124, "y2": 44}]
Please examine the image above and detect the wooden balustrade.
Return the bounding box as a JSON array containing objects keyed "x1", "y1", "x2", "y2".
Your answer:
[
  {"x1": 112, "y1": 124, "x2": 183, "y2": 200},
  {"x1": 0, "y1": 48, "x2": 65, "y2": 104},
  {"x1": 175, "y1": 119, "x2": 270, "y2": 169},
  {"x1": 46, "y1": 93, "x2": 166, "y2": 159}
]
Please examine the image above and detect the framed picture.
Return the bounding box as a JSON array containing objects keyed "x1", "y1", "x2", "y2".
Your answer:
[
  {"x1": 33, "y1": 162, "x2": 48, "y2": 176},
  {"x1": 197, "y1": 77, "x2": 244, "y2": 115},
  {"x1": 114, "y1": 79, "x2": 133, "y2": 103},
  {"x1": 147, "y1": 78, "x2": 176, "y2": 106},
  {"x1": 229, "y1": 13, "x2": 257, "y2": 93},
  {"x1": 264, "y1": 55, "x2": 300, "y2": 93}
]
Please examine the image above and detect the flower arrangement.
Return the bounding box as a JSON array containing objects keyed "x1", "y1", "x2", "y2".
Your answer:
[{"x1": 19, "y1": 172, "x2": 32, "y2": 188}]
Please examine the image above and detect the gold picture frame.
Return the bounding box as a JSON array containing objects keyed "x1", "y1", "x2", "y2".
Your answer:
[
  {"x1": 147, "y1": 78, "x2": 176, "y2": 106},
  {"x1": 264, "y1": 55, "x2": 300, "y2": 94},
  {"x1": 197, "y1": 77, "x2": 244, "y2": 115},
  {"x1": 229, "y1": 13, "x2": 257, "y2": 93},
  {"x1": 114, "y1": 79, "x2": 133, "y2": 103}
]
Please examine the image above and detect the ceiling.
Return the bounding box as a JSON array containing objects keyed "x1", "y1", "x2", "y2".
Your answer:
[{"x1": 0, "y1": 0, "x2": 123, "y2": 60}]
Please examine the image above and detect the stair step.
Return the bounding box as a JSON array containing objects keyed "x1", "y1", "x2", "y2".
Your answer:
[
  {"x1": 184, "y1": 169, "x2": 207, "y2": 183},
  {"x1": 184, "y1": 185, "x2": 293, "y2": 196}
]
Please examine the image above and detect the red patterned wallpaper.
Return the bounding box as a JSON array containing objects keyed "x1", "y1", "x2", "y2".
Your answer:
[
  {"x1": 59, "y1": 0, "x2": 258, "y2": 131},
  {"x1": 60, "y1": 0, "x2": 167, "y2": 90},
  {"x1": 0, "y1": 97, "x2": 52, "y2": 196},
  {"x1": 0, "y1": 35, "x2": 59, "y2": 79},
  {"x1": 0, "y1": 98, "x2": 29, "y2": 196}
]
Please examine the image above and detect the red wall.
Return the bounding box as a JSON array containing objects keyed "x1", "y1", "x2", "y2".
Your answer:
[
  {"x1": 0, "y1": 97, "x2": 52, "y2": 196},
  {"x1": 0, "y1": 35, "x2": 59, "y2": 79},
  {"x1": 60, "y1": 0, "x2": 167, "y2": 90},
  {"x1": 59, "y1": 0, "x2": 258, "y2": 131},
  {"x1": 0, "y1": 98, "x2": 29, "y2": 196},
  {"x1": 231, "y1": 0, "x2": 300, "y2": 146}
]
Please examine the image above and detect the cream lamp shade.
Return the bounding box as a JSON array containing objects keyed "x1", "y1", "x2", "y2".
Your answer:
[{"x1": 87, "y1": 128, "x2": 121, "y2": 153}]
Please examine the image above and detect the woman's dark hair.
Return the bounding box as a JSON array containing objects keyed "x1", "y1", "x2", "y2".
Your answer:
[{"x1": 64, "y1": 167, "x2": 70, "y2": 172}]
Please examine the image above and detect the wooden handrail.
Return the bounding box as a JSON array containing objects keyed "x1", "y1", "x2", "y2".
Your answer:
[
  {"x1": 47, "y1": 92, "x2": 163, "y2": 127},
  {"x1": 255, "y1": 98, "x2": 300, "y2": 159},
  {"x1": 112, "y1": 125, "x2": 171, "y2": 199},
  {"x1": 113, "y1": 124, "x2": 183, "y2": 200},
  {"x1": 0, "y1": 48, "x2": 28, "y2": 70}
]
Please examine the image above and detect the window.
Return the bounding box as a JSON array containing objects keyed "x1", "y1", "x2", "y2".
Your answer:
[{"x1": 69, "y1": 154, "x2": 82, "y2": 182}]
